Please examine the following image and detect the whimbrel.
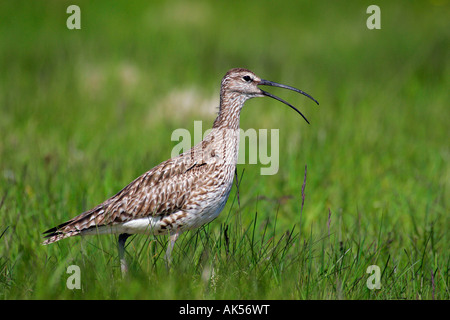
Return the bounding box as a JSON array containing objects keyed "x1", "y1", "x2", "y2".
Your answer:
[{"x1": 43, "y1": 68, "x2": 318, "y2": 273}]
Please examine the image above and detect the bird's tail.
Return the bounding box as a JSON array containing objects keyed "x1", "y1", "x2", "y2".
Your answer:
[
  {"x1": 42, "y1": 228, "x2": 80, "y2": 245},
  {"x1": 42, "y1": 204, "x2": 106, "y2": 245}
]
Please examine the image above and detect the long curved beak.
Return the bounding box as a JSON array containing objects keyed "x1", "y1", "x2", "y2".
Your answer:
[{"x1": 258, "y1": 79, "x2": 319, "y2": 124}]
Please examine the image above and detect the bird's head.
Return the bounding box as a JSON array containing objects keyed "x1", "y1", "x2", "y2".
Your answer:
[{"x1": 221, "y1": 68, "x2": 319, "y2": 124}]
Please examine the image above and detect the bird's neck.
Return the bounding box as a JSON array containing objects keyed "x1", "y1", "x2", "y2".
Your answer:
[
  {"x1": 197, "y1": 91, "x2": 245, "y2": 168},
  {"x1": 212, "y1": 91, "x2": 247, "y2": 130}
]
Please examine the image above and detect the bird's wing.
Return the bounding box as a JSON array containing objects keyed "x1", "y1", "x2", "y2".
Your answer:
[{"x1": 43, "y1": 150, "x2": 219, "y2": 240}]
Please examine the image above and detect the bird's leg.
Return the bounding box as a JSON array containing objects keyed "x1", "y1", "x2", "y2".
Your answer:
[
  {"x1": 118, "y1": 233, "x2": 130, "y2": 276},
  {"x1": 164, "y1": 229, "x2": 180, "y2": 269}
]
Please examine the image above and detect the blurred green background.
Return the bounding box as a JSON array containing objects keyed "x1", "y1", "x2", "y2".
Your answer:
[{"x1": 0, "y1": 0, "x2": 448, "y2": 299}]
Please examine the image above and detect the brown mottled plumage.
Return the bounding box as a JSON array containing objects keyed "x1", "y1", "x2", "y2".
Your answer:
[{"x1": 42, "y1": 68, "x2": 318, "y2": 272}]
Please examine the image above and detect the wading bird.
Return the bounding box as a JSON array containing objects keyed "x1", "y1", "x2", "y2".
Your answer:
[{"x1": 43, "y1": 68, "x2": 318, "y2": 273}]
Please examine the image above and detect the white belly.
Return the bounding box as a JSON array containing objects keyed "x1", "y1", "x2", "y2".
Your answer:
[{"x1": 80, "y1": 187, "x2": 231, "y2": 237}]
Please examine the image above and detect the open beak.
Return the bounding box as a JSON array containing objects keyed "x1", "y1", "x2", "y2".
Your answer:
[{"x1": 258, "y1": 79, "x2": 319, "y2": 124}]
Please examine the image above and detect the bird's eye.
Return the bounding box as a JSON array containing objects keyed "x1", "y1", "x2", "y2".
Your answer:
[{"x1": 243, "y1": 75, "x2": 252, "y2": 82}]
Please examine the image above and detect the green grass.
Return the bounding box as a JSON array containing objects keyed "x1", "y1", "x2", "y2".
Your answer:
[{"x1": 0, "y1": 0, "x2": 448, "y2": 299}]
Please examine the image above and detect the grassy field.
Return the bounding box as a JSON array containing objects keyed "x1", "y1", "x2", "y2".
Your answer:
[{"x1": 0, "y1": 0, "x2": 448, "y2": 299}]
